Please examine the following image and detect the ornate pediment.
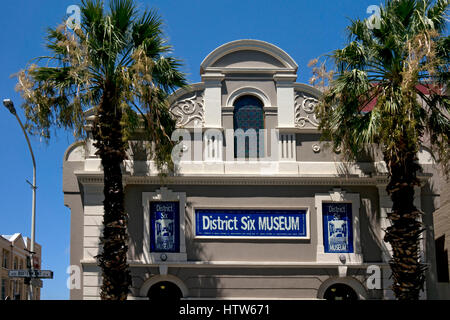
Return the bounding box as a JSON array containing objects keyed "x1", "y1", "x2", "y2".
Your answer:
[{"x1": 200, "y1": 39, "x2": 298, "y2": 74}]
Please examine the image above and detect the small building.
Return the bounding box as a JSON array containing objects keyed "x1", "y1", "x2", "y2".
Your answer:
[
  {"x1": 0, "y1": 233, "x2": 42, "y2": 300},
  {"x1": 63, "y1": 39, "x2": 443, "y2": 300}
]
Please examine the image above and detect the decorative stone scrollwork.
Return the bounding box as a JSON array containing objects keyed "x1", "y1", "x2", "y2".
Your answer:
[
  {"x1": 295, "y1": 92, "x2": 320, "y2": 128},
  {"x1": 170, "y1": 92, "x2": 204, "y2": 127}
]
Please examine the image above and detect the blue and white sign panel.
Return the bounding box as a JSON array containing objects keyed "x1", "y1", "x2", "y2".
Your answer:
[
  {"x1": 150, "y1": 201, "x2": 180, "y2": 253},
  {"x1": 195, "y1": 209, "x2": 308, "y2": 238},
  {"x1": 322, "y1": 203, "x2": 353, "y2": 253}
]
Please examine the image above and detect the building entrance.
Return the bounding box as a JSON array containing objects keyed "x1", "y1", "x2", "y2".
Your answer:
[
  {"x1": 147, "y1": 281, "x2": 182, "y2": 301},
  {"x1": 323, "y1": 283, "x2": 358, "y2": 301}
]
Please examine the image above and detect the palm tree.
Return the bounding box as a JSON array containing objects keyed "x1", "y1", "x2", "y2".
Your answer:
[
  {"x1": 311, "y1": 0, "x2": 449, "y2": 300},
  {"x1": 15, "y1": 0, "x2": 186, "y2": 300}
]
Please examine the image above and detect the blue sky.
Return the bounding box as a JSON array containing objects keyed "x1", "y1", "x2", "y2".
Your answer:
[{"x1": 0, "y1": 0, "x2": 385, "y2": 299}]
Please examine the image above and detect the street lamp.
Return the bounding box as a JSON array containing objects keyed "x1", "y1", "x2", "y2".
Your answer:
[{"x1": 3, "y1": 99, "x2": 37, "y2": 300}]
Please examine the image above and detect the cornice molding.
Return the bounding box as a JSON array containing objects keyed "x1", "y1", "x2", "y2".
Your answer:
[
  {"x1": 81, "y1": 259, "x2": 391, "y2": 269},
  {"x1": 74, "y1": 171, "x2": 432, "y2": 187},
  {"x1": 74, "y1": 171, "x2": 415, "y2": 186}
]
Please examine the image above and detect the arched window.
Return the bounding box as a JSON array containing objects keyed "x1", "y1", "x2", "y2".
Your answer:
[{"x1": 233, "y1": 95, "x2": 264, "y2": 158}]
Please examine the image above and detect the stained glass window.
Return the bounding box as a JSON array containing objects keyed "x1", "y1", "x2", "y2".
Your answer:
[{"x1": 233, "y1": 95, "x2": 264, "y2": 158}]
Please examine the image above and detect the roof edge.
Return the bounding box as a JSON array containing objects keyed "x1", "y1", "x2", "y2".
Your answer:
[{"x1": 200, "y1": 39, "x2": 298, "y2": 74}]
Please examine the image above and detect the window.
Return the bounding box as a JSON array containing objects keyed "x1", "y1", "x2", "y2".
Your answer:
[
  {"x1": 2, "y1": 250, "x2": 9, "y2": 269},
  {"x1": 18, "y1": 282, "x2": 23, "y2": 300},
  {"x1": 12, "y1": 280, "x2": 17, "y2": 296},
  {"x1": 233, "y1": 95, "x2": 264, "y2": 158},
  {"x1": 1, "y1": 279, "x2": 6, "y2": 300},
  {"x1": 14, "y1": 257, "x2": 18, "y2": 270}
]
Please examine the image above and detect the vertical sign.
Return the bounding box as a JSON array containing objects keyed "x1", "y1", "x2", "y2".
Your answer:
[
  {"x1": 322, "y1": 203, "x2": 353, "y2": 253},
  {"x1": 150, "y1": 201, "x2": 180, "y2": 253}
]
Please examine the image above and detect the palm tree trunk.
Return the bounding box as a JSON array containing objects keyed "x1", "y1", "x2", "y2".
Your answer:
[
  {"x1": 384, "y1": 146, "x2": 426, "y2": 300},
  {"x1": 92, "y1": 81, "x2": 131, "y2": 300}
]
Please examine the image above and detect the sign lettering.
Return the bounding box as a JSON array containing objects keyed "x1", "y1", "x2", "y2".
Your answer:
[
  {"x1": 8, "y1": 270, "x2": 53, "y2": 279},
  {"x1": 196, "y1": 209, "x2": 307, "y2": 238}
]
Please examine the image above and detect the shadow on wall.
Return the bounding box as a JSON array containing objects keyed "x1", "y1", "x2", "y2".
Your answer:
[
  {"x1": 125, "y1": 140, "x2": 182, "y2": 177},
  {"x1": 181, "y1": 200, "x2": 220, "y2": 298},
  {"x1": 422, "y1": 174, "x2": 440, "y2": 298},
  {"x1": 126, "y1": 140, "x2": 150, "y2": 175},
  {"x1": 361, "y1": 197, "x2": 387, "y2": 263},
  {"x1": 333, "y1": 148, "x2": 383, "y2": 178},
  {"x1": 435, "y1": 235, "x2": 449, "y2": 283}
]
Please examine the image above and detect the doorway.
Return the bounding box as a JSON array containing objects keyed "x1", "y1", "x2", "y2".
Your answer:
[
  {"x1": 147, "y1": 281, "x2": 182, "y2": 301},
  {"x1": 323, "y1": 283, "x2": 358, "y2": 301}
]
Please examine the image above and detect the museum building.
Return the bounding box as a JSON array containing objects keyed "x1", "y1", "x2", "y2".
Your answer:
[{"x1": 63, "y1": 40, "x2": 442, "y2": 300}]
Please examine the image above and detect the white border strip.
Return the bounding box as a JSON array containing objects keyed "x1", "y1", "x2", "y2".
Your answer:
[{"x1": 192, "y1": 205, "x2": 310, "y2": 241}]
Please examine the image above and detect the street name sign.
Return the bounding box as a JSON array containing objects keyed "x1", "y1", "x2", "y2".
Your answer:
[{"x1": 8, "y1": 270, "x2": 53, "y2": 279}]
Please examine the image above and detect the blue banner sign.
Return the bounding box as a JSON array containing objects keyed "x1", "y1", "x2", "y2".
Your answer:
[
  {"x1": 150, "y1": 201, "x2": 180, "y2": 253},
  {"x1": 195, "y1": 209, "x2": 308, "y2": 238},
  {"x1": 322, "y1": 203, "x2": 353, "y2": 253}
]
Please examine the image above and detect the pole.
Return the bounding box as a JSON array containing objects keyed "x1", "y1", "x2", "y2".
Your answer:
[
  {"x1": 15, "y1": 114, "x2": 36, "y2": 301},
  {"x1": 3, "y1": 100, "x2": 36, "y2": 300}
]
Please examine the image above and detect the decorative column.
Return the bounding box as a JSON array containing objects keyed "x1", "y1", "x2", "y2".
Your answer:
[
  {"x1": 202, "y1": 73, "x2": 224, "y2": 129},
  {"x1": 274, "y1": 74, "x2": 297, "y2": 166},
  {"x1": 204, "y1": 129, "x2": 223, "y2": 162},
  {"x1": 274, "y1": 74, "x2": 297, "y2": 128},
  {"x1": 202, "y1": 73, "x2": 224, "y2": 164},
  {"x1": 278, "y1": 132, "x2": 296, "y2": 161}
]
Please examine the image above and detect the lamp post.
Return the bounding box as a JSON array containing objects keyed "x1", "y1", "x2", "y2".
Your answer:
[{"x1": 3, "y1": 99, "x2": 37, "y2": 300}]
